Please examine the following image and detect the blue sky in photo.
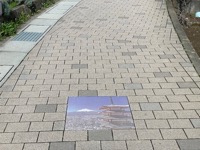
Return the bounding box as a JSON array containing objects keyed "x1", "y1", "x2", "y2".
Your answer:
[{"x1": 67, "y1": 96, "x2": 128, "y2": 112}]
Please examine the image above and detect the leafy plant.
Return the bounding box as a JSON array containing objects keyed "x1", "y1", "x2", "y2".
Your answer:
[{"x1": 0, "y1": 12, "x2": 30, "y2": 39}]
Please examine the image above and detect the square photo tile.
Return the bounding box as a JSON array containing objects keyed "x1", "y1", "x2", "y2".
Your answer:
[{"x1": 65, "y1": 96, "x2": 134, "y2": 130}]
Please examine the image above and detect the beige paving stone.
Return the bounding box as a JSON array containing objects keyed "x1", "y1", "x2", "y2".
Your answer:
[
  {"x1": 161, "y1": 102, "x2": 183, "y2": 110},
  {"x1": 113, "y1": 130, "x2": 137, "y2": 140},
  {"x1": 146, "y1": 120, "x2": 170, "y2": 129},
  {"x1": 152, "y1": 140, "x2": 180, "y2": 150},
  {"x1": 133, "y1": 111, "x2": 155, "y2": 119},
  {"x1": 0, "y1": 133, "x2": 14, "y2": 143},
  {"x1": 21, "y1": 113, "x2": 44, "y2": 122},
  {"x1": 137, "y1": 129, "x2": 162, "y2": 140},
  {"x1": 29, "y1": 122, "x2": 53, "y2": 131},
  {"x1": 5, "y1": 122, "x2": 30, "y2": 132},
  {"x1": 127, "y1": 140, "x2": 153, "y2": 150},
  {"x1": 101, "y1": 141, "x2": 127, "y2": 150},
  {"x1": 175, "y1": 110, "x2": 199, "y2": 118},
  {"x1": 43, "y1": 113, "x2": 65, "y2": 121},
  {"x1": 134, "y1": 120, "x2": 147, "y2": 129},
  {"x1": 161, "y1": 129, "x2": 187, "y2": 139},
  {"x1": 0, "y1": 114, "x2": 22, "y2": 123},
  {"x1": 154, "y1": 111, "x2": 177, "y2": 119},
  {"x1": 64, "y1": 131, "x2": 87, "y2": 141},
  {"x1": 13, "y1": 132, "x2": 38, "y2": 143},
  {"x1": 0, "y1": 144, "x2": 23, "y2": 150},
  {"x1": 76, "y1": 141, "x2": 101, "y2": 150},
  {"x1": 14, "y1": 105, "x2": 35, "y2": 113},
  {"x1": 168, "y1": 119, "x2": 193, "y2": 128},
  {"x1": 24, "y1": 143, "x2": 49, "y2": 150},
  {"x1": 184, "y1": 129, "x2": 200, "y2": 138},
  {"x1": 38, "y1": 131, "x2": 63, "y2": 142}
]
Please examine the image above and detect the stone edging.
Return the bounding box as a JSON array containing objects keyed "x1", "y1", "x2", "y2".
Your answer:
[{"x1": 166, "y1": 0, "x2": 200, "y2": 76}]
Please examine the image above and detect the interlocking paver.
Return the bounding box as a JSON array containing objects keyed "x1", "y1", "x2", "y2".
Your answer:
[
  {"x1": 0, "y1": 133, "x2": 14, "y2": 143},
  {"x1": 63, "y1": 131, "x2": 87, "y2": 141},
  {"x1": 76, "y1": 141, "x2": 101, "y2": 150},
  {"x1": 177, "y1": 139, "x2": 200, "y2": 150},
  {"x1": 35, "y1": 104, "x2": 57, "y2": 113},
  {"x1": 24, "y1": 143, "x2": 49, "y2": 150},
  {"x1": 78, "y1": 90, "x2": 98, "y2": 96},
  {"x1": 50, "y1": 142, "x2": 75, "y2": 150},
  {"x1": 5, "y1": 122, "x2": 29, "y2": 132},
  {"x1": 113, "y1": 130, "x2": 137, "y2": 140},
  {"x1": 101, "y1": 141, "x2": 127, "y2": 150},
  {"x1": 13, "y1": 132, "x2": 38, "y2": 143},
  {"x1": 152, "y1": 140, "x2": 179, "y2": 150},
  {"x1": 89, "y1": 130, "x2": 113, "y2": 141},
  {"x1": 127, "y1": 140, "x2": 153, "y2": 150},
  {"x1": 38, "y1": 131, "x2": 63, "y2": 142}
]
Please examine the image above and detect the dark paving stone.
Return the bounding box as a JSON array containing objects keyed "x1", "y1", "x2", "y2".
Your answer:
[
  {"x1": 118, "y1": 40, "x2": 131, "y2": 43},
  {"x1": 154, "y1": 72, "x2": 172, "y2": 77},
  {"x1": 35, "y1": 104, "x2": 57, "y2": 113},
  {"x1": 118, "y1": 16, "x2": 129, "y2": 19},
  {"x1": 73, "y1": 21, "x2": 85, "y2": 23},
  {"x1": 70, "y1": 26, "x2": 82, "y2": 30},
  {"x1": 135, "y1": 13, "x2": 146, "y2": 15},
  {"x1": 133, "y1": 45, "x2": 147, "y2": 49},
  {"x1": 89, "y1": 130, "x2": 113, "y2": 141},
  {"x1": 78, "y1": 90, "x2": 98, "y2": 96},
  {"x1": 178, "y1": 82, "x2": 197, "y2": 88},
  {"x1": 122, "y1": 52, "x2": 137, "y2": 56},
  {"x1": 71, "y1": 64, "x2": 88, "y2": 69},
  {"x1": 133, "y1": 36, "x2": 146, "y2": 39},
  {"x1": 96, "y1": 19, "x2": 107, "y2": 21},
  {"x1": 154, "y1": 26, "x2": 166, "y2": 28},
  {"x1": 191, "y1": 119, "x2": 200, "y2": 128},
  {"x1": 50, "y1": 142, "x2": 75, "y2": 150},
  {"x1": 159, "y1": 54, "x2": 175, "y2": 59},
  {"x1": 177, "y1": 139, "x2": 200, "y2": 150}
]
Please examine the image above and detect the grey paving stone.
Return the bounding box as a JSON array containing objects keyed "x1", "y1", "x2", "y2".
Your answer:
[
  {"x1": 118, "y1": 40, "x2": 131, "y2": 43},
  {"x1": 71, "y1": 64, "x2": 88, "y2": 69},
  {"x1": 35, "y1": 104, "x2": 57, "y2": 113},
  {"x1": 159, "y1": 54, "x2": 175, "y2": 59},
  {"x1": 177, "y1": 139, "x2": 200, "y2": 150},
  {"x1": 89, "y1": 130, "x2": 113, "y2": 141},
  {"x1": 122, "y1": 52, "x2": 137, "y2": 56},
  {"x1": 191, "y1": 119, "x2": 200, "y2": 128},
  {"x1": 154, "y1": 72, "x2": 172, "y2": 77},
  {"x1": 78, "y1": 90, "x2": 98, "y2": 96},
  {"x1": 178, "y1": 82, "x2": 197, "y2": 88},
  {"x1": 124, "y1": 83, "x2": 142, "y2": 89},
  {"x1": 24, "y1": 25, "x2": 49, "y2": 33},
  {"x1": 50, "y1": 142, "x2": 75, "y2": 150},
  {"x1": 140, "y1": 103, "x2": 162, "y2": 111}
]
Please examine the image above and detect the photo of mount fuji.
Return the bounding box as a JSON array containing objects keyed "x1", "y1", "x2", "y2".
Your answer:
[{"x1": 65, "y1": 96, "x2": 135, "y2": 130}]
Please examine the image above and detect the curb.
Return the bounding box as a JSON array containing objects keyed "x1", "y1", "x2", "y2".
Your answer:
[{"x1": 166, "y1": 0, "x2": 200, "y2": 76}]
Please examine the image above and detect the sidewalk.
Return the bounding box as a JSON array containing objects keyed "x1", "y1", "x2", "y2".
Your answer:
[{"x1": 0, "y1": 0, "x2": 200, "y2": 149}]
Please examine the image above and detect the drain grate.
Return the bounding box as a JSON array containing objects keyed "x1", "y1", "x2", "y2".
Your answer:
[{"x1": 12, "y1": 32, "x2": 43, "y2": 42}]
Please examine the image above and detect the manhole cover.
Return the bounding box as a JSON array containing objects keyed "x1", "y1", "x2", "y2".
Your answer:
[
  {"x1": 0, "y1": 66, "x2": 13, "y2": 82},
  {"x1": 65, "y1": 96, "x2": 135, "y2": 130}
]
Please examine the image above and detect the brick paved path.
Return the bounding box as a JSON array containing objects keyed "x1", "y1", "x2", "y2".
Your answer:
[{"x1": 0, "y1": 0, "x2": 200, "y2": 149}]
